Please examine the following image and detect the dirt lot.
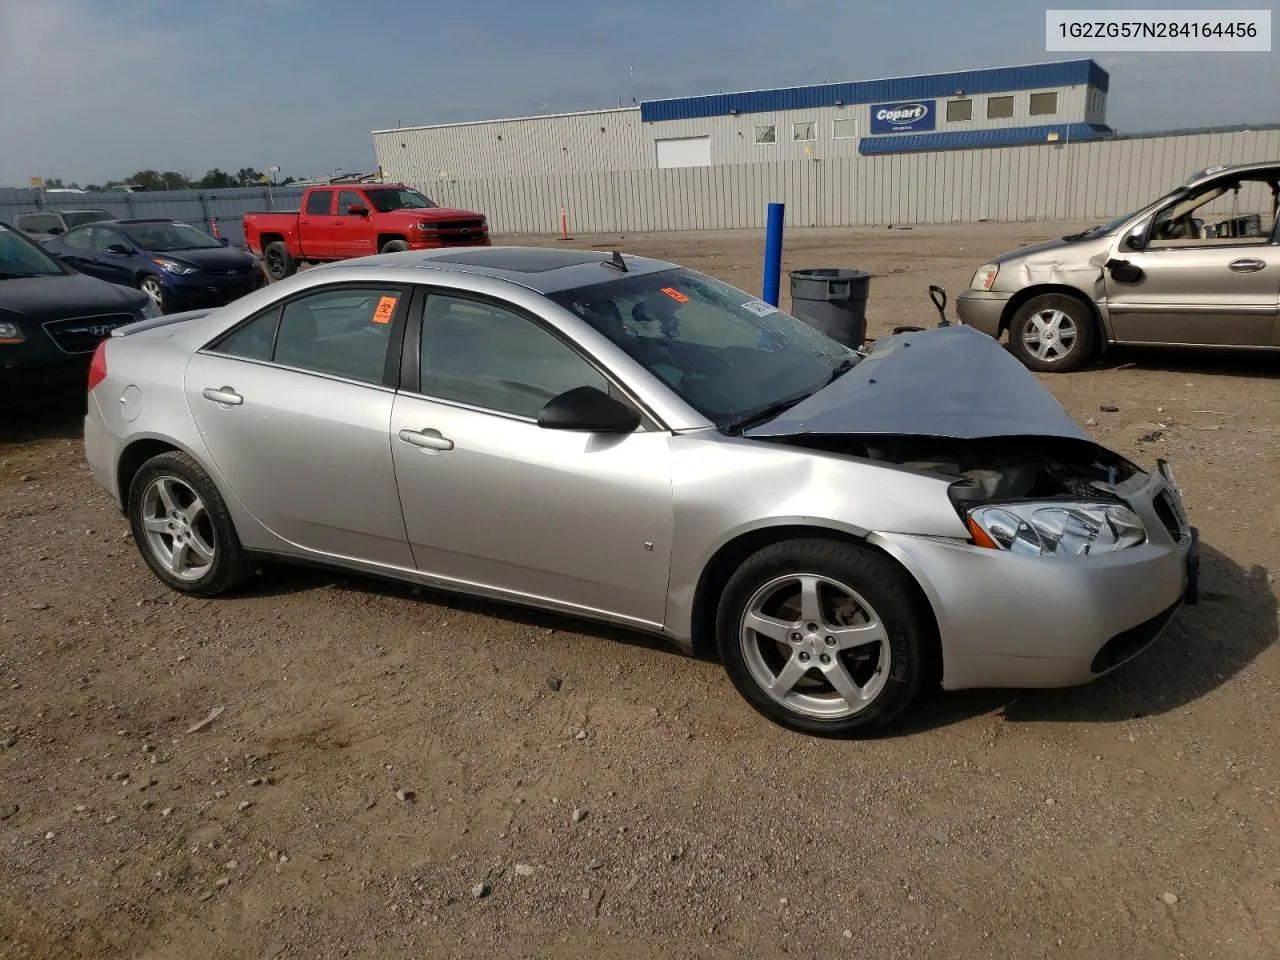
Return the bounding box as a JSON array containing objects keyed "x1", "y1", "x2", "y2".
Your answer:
[{"x1": 2, "y1": 221, "x2": 1278, "y2": 960}]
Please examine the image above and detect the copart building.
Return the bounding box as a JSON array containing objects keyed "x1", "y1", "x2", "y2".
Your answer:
[{"x1": 374, "y1": 59, "x2": 1113, "y2": 181}]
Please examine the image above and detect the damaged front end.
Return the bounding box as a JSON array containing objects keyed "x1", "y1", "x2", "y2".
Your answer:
[{"x1": 782, "y1": 431, "x2": 1169, "y2": 559}]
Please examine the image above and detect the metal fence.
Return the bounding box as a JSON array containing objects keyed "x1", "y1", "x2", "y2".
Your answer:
[
  {"x1": 385, "y1": 127, "x2": 1280, "y2": 235},
  {"x1": 0, "y1": 185, "x2": 308, "y2": 246}
]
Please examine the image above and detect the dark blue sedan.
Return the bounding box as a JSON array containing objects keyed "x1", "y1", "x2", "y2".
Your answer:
[{"x1": 44, "y1": 218, "x2": 266, "y2": 314}]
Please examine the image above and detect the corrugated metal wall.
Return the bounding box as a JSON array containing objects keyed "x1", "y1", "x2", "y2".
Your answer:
[
  {"x1": 0, "y1": 185, "x2": 307, "y2": 245},
  {"x1": 397, "y1": 129, "x2": 1280, "y2": 235},
  {"x1": 373, "y1": 86, "x2": 1092, "y2": 179}
]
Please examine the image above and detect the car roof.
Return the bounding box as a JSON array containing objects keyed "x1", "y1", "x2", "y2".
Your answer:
[
  {"x1": 312, "y1": 245, "x2": 681, "y2": 294},
  {"x1": 1185, "y1": 160, "x2": 1280, "y2": 186},
  {"x1": 20, "y1": 208, "x2": 112, "y2": 216}
]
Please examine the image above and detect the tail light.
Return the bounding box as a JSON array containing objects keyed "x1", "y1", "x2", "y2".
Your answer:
[{"x1": 87, "y1": 340, "x2": 108, "y2": 392}]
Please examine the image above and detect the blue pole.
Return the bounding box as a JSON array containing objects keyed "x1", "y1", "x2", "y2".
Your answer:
[{"x1": 762, "y1": 202, "x2": 784, "y2": 306}]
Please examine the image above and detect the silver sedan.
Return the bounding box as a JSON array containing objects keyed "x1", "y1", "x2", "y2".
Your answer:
[{"x1": 83, "y1": 246, "x2": 1199, "y2": 736}]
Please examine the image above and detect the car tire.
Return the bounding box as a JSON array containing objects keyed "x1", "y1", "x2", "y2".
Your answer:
[
  {"x1": 138, "y1": 275, "x2": 170, "y2": 315},
  {"x1": 380, "y1": 239, "x2": 410, "y2": 254},
  {"x1": 263, "y1": 241, "x2": 297, "y2": 281},
  {"x1": 716, "y1": 537, "x2": 937, "y2": 737},
  {"x1": 127, "y1": 451, "x2": 252, "y2": 597},
  {"x1": 1007, "y1": 293, "x2": 1098, "y2": 373}
]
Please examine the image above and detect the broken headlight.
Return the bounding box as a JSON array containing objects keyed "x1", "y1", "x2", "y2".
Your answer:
[{"x1": 966, "y1": 501, "x2": 1146, "y2": 556}]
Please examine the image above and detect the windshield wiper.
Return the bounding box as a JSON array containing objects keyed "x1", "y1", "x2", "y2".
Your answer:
[
  {"x1": 721, "y1": 393, "x2": 812, "y2": 436},
  {"x1": 823, "y1": 357, "x2": 858, "y2": 386}
]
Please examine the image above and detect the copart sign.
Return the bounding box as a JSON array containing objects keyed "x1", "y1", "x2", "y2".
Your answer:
[{"x1": 869, "y1": 100, "x2": 936, "y2": 134}]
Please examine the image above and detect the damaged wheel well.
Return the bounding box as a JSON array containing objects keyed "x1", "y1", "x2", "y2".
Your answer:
[
  {"x1": 999, "y1": 285, "x2": 1106, "y2": 346},
  {"x1": 689, "y1": 525, "x2": 941, "y2": 663}
]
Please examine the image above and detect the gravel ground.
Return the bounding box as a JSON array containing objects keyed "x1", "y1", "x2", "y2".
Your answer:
[{"x1": 2, "y1": 221, "x2": 1278, "y2": 960}]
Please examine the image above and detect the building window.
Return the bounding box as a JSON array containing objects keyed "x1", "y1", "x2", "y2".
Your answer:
[
  {"x1": 987, "y1": 95, "x2": 1014, "y2": 119},
  {"x1": 946, "y1": 99, "x2": 972, "y2": 122},
  {"x1": 832, "y1": 118, "x2": 856, "y2": 139},
  {"x1": 754, "y1": 124, "x2": 776, "y2": 145},
  {"x1": 792, "y1": 120, "x2": 816, "y2": 141},
  {"x1": 1030, "y1": 91, "x2": 1058, "y2": 116}
]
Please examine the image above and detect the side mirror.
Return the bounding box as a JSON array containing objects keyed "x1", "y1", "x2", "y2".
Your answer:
[
  {"x1": 347, "y1": 204, "x2": 369, "y2": 216},
  {"x1": 218, "y1": 236, "x2": 230, "y2": 246},
  {"x1": 106, "y1": 243, "x2": 132, "y2": 255},
  {"x1": 1123, "y1": 224, "x2": 1147, "y2": 251},
  {"x1": 537, "y1": 385, "x2": 640, "y2": 433},
  {"x1": 1105, "y1": 258, "x2": 1145, "y2": 284}
]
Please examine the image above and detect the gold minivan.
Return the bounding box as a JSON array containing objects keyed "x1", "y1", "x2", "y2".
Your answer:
[{"x1": 956, "y1": 161, "x2": 1280, "y2": 371}]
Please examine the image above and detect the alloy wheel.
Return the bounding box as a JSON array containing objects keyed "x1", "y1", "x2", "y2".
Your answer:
[
  {"x1": 739, "y1": 573, "x2": 891, "y2": 719},
  {"x1": 138, "y1": 475, "x2": 216, "y2": 581},
  {"x1": 1021, "y1": 308, "x2": 1078, "y2": 363}
]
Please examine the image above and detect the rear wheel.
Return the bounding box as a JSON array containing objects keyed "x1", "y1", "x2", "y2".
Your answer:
[
  {"x1": 716, "y1": 538, "x2": 936, "y2": 736},
  {"x1": 1007, "y1": 293, "x2": 1098, "y2": 373},
  {"x1": 380, "y1": 239, "x2": 410, "y2": 254},
  {"x1": 262, "y1": 241, "x2": 297, "y2": 281},
  {"x1": 138, "y1": 275, "x2": 169, "y2": 314},
  {"x1": 127, "y1": 451, "x2": 251, "y2": 597}
]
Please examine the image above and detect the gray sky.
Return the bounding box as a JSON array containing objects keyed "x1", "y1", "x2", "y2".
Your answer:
[{"x1": 0, "y1": 0, "x2": 1275, "y2": 187}]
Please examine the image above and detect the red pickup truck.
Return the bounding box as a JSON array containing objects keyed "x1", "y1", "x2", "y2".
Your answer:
[{"x1": 243, "y1": 183, "x2": 489, "y2": 280}]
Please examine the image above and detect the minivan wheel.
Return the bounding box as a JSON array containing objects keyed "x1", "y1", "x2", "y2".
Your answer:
[
  {"x1": 127, "y1": 451, "x2": 251, "y2": 597},
  {"x1": 716, "y1": 538, "x2": 935, "y2": 737},
  {"x1": 1007, "y1": 293, "x2": 1098, "y2": 373}
]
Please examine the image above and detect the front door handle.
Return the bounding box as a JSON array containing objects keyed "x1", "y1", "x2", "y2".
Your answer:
[
  {"x1": 1229, "y1": 258, "x2": 1266, "y2": 273},
  {"x1": 398, "y1": 428, "x2": 453, "y2": 452},
  {"x1": 202, "y1": 386, "x2": 243, "y2": 406}
]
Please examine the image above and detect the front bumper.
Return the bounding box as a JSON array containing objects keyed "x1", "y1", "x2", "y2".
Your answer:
[
  {"x1": 871, "y1": 470, "x2": 1197, "y2": 691},
  {"x1": 165, "y1": 275, "x2": 266, "y2": 309},
  {"x1": 406, "y1": 235, "x2": 491, "y2": 250},
  {"x1": 955, "y1": 289, "x2": 1012, "y2": 338}
]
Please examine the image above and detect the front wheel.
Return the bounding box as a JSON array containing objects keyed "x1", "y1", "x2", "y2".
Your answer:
[
  {"x1": 380, "y1": 239, "x2": 410, "y2": 254},
  {"x1": 1007, "y1": 293, "x2": 1098, "y2": 373},
  {"x1": 716, "y1": 538, "x2": 936, "y2": 737},
  {"x1": 128, "y1": 451, "x2": 252, "y2": 597},
  {"x1": 138, "y1": 275, "x2": 169, "y2": 314}
]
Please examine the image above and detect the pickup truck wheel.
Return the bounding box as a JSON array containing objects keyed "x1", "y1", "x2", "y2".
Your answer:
[
  {"x1": 263, "y1": 241, "x2": 297, "y2": 281},
  {"x1": 380, "y1": 239, "x2": 410, "y2": 254},
  {"x1": 1007, "y1": 294, "x2": 1098, "y2": 373}
]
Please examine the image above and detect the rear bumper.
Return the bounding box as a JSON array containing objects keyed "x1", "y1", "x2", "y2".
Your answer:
[
  {"x1": 955, "y1": 290, "x2": 1011, "y2": 338},
  {"x1": 84, "y1": 392, "x2": 124, "y2": 506}
]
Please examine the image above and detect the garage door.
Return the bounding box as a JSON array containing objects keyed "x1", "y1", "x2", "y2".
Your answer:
[{"x1": 655, "y1": 136, "x2": 711, "y2": 169}]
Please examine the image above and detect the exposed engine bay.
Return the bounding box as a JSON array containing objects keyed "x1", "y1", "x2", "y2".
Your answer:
[{"x1": 775, "y1": 433, "x2": 1143, "y2": 506}]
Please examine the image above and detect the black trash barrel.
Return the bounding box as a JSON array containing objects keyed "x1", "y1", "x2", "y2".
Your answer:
[{"x1": 788, "y1": 268, "x2": 871, "y2": 348}]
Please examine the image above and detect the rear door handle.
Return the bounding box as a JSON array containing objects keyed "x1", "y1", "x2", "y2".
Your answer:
[
  {"x1": 1229, "y1": 258, "x2": 1266, "y2": 273},
  {"x1": 398, "y1": 428, "x2": 453, "y2": 451},
  {"x1": 202, "y1": 386, "x2": 243, "y2": 406}
]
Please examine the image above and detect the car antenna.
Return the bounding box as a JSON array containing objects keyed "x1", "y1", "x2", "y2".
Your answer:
[{"x1": 603, "y1": 250, "x2": 628, "y2": 272}]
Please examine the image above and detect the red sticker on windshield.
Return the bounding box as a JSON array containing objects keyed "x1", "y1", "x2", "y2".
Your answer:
[
  {"x1": 660, "y1": 287, "x2": 689, "y2": 303},
  {"x1": 372, "y1": 296, "x2": 398, "y2": 324}
]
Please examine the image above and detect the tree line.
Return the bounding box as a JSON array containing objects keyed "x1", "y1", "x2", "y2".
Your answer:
[{"x1": 40, "y1": 168, "x2": 300, "y2": 192}]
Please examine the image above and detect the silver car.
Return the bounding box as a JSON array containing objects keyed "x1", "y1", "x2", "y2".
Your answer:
[
  {"x1": 84, "y1": 246, "x2": 1199, "y2": 736},
  {"x1": 956, "y1": 161, "x2": 1280, "y2": 372}
]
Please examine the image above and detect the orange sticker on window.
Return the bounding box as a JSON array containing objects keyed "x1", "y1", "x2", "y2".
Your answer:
[
  {"x1": 372, "y1": 295, "x2": 398, "y2": 324},
  {"x1": 660, "y1": 287, "x2": 689, "y2": 303}
]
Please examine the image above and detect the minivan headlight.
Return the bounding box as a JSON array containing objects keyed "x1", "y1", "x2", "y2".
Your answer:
[
  {"x1": 966, "y1": 501, "x2": 1146, "y2": 556},
  {"x1": 971, "y1": 263, "x2": 999, "y2": 291}
]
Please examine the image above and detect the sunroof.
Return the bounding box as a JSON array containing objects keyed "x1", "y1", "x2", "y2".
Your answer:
[{"x1": 424, "y1": 248, "x2": 608, "y2": 273}]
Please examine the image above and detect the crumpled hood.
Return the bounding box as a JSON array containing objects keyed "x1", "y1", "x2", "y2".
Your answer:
[{"x1": 744, "y1": 324, "x2": 1091, "y2": 442}]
